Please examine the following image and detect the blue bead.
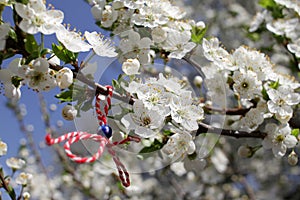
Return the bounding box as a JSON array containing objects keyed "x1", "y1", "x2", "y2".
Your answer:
[{"x1": 101, "y1": 125, "x2": 112, "y2": 138}]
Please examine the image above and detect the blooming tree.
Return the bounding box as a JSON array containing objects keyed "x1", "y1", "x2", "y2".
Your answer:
[{"x1": 0, "y1": 0, "x2": 300, "y2": 199}]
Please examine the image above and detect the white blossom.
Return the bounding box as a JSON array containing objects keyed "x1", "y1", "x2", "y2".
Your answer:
[
  {"x1": 287, "y1": 38, "x2": 300, "y2": 57},
  {"x1": 16, "y1": 172, "x2": 33, "y2": 185},
  {"x1": 122, "y1": 58, "x2": 140, "y2": 75},
  {"x1": 151, "y1": 26, "x2": 167, "y2": 43},
  {"x1": 119, "y1": 30, "x2": 152, "y2": 64},
  {"x1": 249, "y1": 10, "x2": 270, "y2": 32},
  {"x1": 0, "y1": 23, "x2": 10, "y2": 50},
  {"x1": 6, "y1": 157, "x2": 26, "y2": 170},
  {"x1": 170, "y1": 92, "x2": 204, "y2": 131},
  {"x1": 262, "y1": 123, "x2": 297, "y2": 158},
  {"x1": 162, "y1": 131, "x2": 195, "y2": 161},
  {"x1": 232, "y1": 71, "x2": 262, "y2": 100},
  {"x1": 91, "y1": 0, "x2": 105, "y2": 20},
  {"x1": 122, "y1": 0, "x2": 145, "y2": 9},
  {"x1": 15, "y1": 0, "x2": 64, "y2": 35},
  {"x1": 56, "y1": 27, "x2": 91, "y2": 53},
  {"x1": 274, "y1": 0, "x2": 300, "y2": 16},
  {"x1": 231, "y1": 46, "x2": 273, "y2": 81},
  {"x1": 101, "y1": 5, "x2": 118, "y2": 28},
  {"x1": 205, "y1": 72, "x2": 231, "y2": 109},
  {"x1": 131, "y1": 5, "x2": 169, "y2": 28},
  {"x1": 267, "y1": 86, "x2": 300, "y2": 119},
  {"x1": 288, "y1": 151, "x2": 298, "y2": 166},
  {"x1": 121, "y1": 100, "x2": 164, "y2": 138},
  {"x1": 0, "y1": 140, "x2": 7, "y2": 156},
  {"x1": 163, "y1": 29, "x2": 196, "y2": 59},
  {"x1": 239, "y1": 107, "x2": 265, "y2": 132},
  {"x1": 20, "y1": 58, "x2": 57, "y2": 91},
  {"x1": 202, "y1": 38, "x2": 234, "y2": 70},
  {"x1": 211, "y1": 148, "x2": 229, "y2": 173},
  {"x1": 84, "y1": 31, "x2": 118, "y2": 57},
  {"x1": 0, "y1": 59, "x2": 23, "y2": 100},
  {"x1": 135, "y1": 83, "x2": 171, "y2": 116},
  {"x1": 266, "y1": 18, "x2": 299, "y2": 40},
  {"x1": 56, "y1": 67, "x2": 73, "y2": 89}
]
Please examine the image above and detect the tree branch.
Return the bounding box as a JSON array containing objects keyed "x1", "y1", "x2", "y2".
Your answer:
[
  {"x1": 197, "y1": 122, "x2": 266, "y2": 139},
  {"x1": 3, "y1": 33, "x2": 269, "y2": 139}
]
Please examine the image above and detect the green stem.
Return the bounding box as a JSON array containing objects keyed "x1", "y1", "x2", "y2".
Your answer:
[{"x1": 0, "y1": 173, "x2": 16, "y2": 200}]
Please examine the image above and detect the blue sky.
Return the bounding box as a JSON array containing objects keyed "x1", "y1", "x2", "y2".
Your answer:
[{"x1": 0, "y1": 0, "x2": 110, "y2": 170}]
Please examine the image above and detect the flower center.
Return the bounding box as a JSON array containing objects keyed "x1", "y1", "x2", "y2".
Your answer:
[
  {"x1": 242, "y1": 82, "x2": 248, "y2": 88},
  {"x1": 32, "y1": 71, "x2": 44, "y2": 84},
  {"x1": 34, "y1": 16, "x2": 45, "y2": 27},
  {"x1": 141, "y1": 116, "x2": 151, "y2": 126},
  {"x1": 275, "y1": 134, "x2": 284, "y2": 143}
]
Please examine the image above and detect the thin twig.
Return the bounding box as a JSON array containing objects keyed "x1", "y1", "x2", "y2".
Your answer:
[
  {"x1": 7, "y1": 101, "x2": 49, "y2": 177},
  {"x1": 197, "y1": 122, "x2": 266, "y2": 139},
  {"x1": 38, "y1": 93, "x2": 99, "y2": 200},
  {"x1": 0, "y1": 172, "x2": 15, "y2": 200}
]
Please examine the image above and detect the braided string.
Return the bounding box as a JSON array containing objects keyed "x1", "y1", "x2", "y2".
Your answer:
[
  {"x1": 45, "y1": 85, "x2": 140, "y2": 187},
  {"x1": 45, "y1": 132, "x2": 108, "y2": 163},
  {"x1": 94, "y1": 86, "x2": 132, "y2": 187}
]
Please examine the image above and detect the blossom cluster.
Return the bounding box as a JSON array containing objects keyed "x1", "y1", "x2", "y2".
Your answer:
[
  {"x1": 250, "y1": 0, "x2": 300, "y2": 69},
  {"x1": 0, "y1": 0, "x2": 300, "y2": 198},
  {"x1": 202, "y1": 37, "x2": 300, "y2": 157},
  {"x1": 118, "y1": 73, "x2": 204, "y2": 160}
]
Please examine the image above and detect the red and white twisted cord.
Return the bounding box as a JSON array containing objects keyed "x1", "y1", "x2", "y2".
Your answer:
[
  {"x1": 46, "y1": 86, "x2": 140, "y2": 187},
  {"x1": 45, "y1": 132, "x2": 108, "y2": 163}
]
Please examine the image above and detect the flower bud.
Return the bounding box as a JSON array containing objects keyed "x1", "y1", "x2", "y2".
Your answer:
[
  {"x1": 193, "y1": 75, "x2": 203, "y2": 87},
  {"x1": 56, "y1": 67, "x2": 73, "y2": 89},
  {"x1": 288, "y1": 151, "x2": 298, "y2": 166},
  {"x1": 23, "y1": 192, "x2": 31, "y2": 200},
  {"x1": 122, "y1": 58, "x2": 140, "y2": 75},
  {"x1": 62, "y1": 105, "x2": 77, "y2": 120},
  {"x1": 238, "y1": 145, "x2": 252, "y2": 158},
  {"x1": 0, "y1": 140, "x2": 8, "y2": 156}
]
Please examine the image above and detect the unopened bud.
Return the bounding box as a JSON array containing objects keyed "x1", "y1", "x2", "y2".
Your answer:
[
  {"x1": 23, "y1": 192, "x2": 31, "y2": 200},
  {"x1": 238, "y1": 145, "x2": 252, "y2": 158},
  {"x1": 62, "y1": 105, "x2": 77, "y2": 120},
  {"x1": 193, "y1": 75, "x2": 203, "y2": 88},
  {"x1": 288, "y1": 151, "x2": 298, "y2": 166}
]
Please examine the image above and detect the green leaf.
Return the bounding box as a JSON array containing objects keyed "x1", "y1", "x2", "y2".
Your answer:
[
  {"x1": 258, "y1": 0, "x2": 283, "y2": 18},
  {"x1": 11, "y1": 76, "x2": 23, "y2": 88},
  {"x1": 52, "y1": 43, "x2": 77, "y2": 63},
  {"x1": 55, "y1": 90, "x2": 73, "y2": 102},
  {"x1": 291, "y1": 129, "x2": 299, "y2": 138},
  {"x1": 269, "y1": 80, "x2": 280, "y2": 89},
  {"x1": 40, "y1": 48, "x2": 52, "y2": 57},
  {"x1": 25, "y1": 51, "x2": 39, "y2": 64},
  {"x1": 8, "y1": 29, "x2": 17, "y2": 42},
  {"x1": 259, "y1": 0, "x2": 276, "y2": 8},
  {"x1": 261, "y1": 86, "x2": 269, "y2": 101},
  {"x1": 163, "y1": 130, "x2": 172, "y2": 136},
  {"x1": 139, "y1": 139, "x2": 164, "y2": 154},
  {"x1": 52, "y1": 43, "x2": 69, "y2": 63},
  {"x1": 191, "y1": 26, "x2": 207, "y2": 44},
  {"x1": 15, "y1": 0, "x2": 29, "y2": 3},
  {"x1": 7, "y1": 185, "x2": 16, "y2": 200},
  {"x1": 24, "y1": 34, "x2": 39, "y2": 54}
]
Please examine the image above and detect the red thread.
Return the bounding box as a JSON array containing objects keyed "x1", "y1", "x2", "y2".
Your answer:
[{"x1": 45, "y1": 85, "x2": 140, "y2": 187}]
